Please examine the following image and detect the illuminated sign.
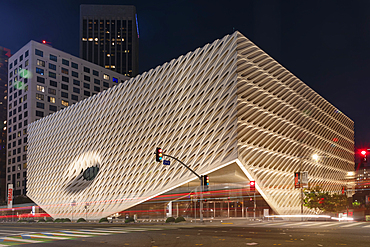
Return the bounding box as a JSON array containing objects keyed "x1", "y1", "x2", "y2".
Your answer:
[
  {"x1": 294, "y1": 172, "x2": 300, "y2": 188},
  {"x1": 7, "y1": 184, "x2": 13, "y2": 209}
]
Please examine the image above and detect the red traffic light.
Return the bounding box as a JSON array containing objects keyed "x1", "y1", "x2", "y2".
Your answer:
[
  {"x1": 42, "y1": 40, "x2": 46, "y2": 44},
  {"x1": 249, "y1": 181, "x2": 256, "y2": 192},
  {"x1": 361, "y1": 150, "x2": 367, "y2": 156}
]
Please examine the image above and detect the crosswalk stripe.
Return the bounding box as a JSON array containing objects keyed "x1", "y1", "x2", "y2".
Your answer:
[
  {"x1": 340, "y1": 222, "x2": 365, "y2": 228},
  {"x1": 22, "y1": 234, "x2": 69, "y2": 240},
  {"x1": 80, "y1": 229, "x2": 128, "y2": 233},
  {"x1": 2, "y1": 237, "x2": 41, "y2": 243},
  {"x1": 313, "y1": 222, "x2": 340, "y2": 227},
  {"x1": 259, "y1": 221, "x2": 370, "y2": 228},
  {"x1": 281, "y1": 222, "x2": 307, "y2": 226},
  {"x1": 41, "y1": 232, "x2": 90, "y2": 237},
  {"x1": 0, "y1": 230, "x2": 28, "y2": 233},
  {"x1": 259, "y1": 222, "x2": 287, "y2": 226},
  {"x1": 64, "y1": 230, "x2": 111, "y2": 235},
  {"x1": 0, "y1": 232, "x2": 36, "y2": 236},
  {"x1": 95, "y1": 227, "x2": 162, "y2": 231}
]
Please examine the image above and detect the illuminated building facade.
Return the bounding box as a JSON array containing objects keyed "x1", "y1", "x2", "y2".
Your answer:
[
  {"x1": 27, "y1": 32, "x2": 354, "y2": 220},
  {"x1": 79, "y1": 5, "x2": 139, "y2": 77},
  {"x1": 0, "y1": 47, "x2": 10, "y2": 200},
  {"x1": 7, "y1": 41, "x2": 129, "y2": 197}
]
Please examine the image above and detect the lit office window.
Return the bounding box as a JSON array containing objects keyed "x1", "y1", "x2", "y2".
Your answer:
[
  {"x1": 36, "y1": 67, "x2": 44, "y2": 75},
  {"x1": 48, "y1": 96, "x2": 56, "y2": 103},
  {"x1": 37, "y1": 59, "x2": 45, "y2": 67},
  {"x1": 36, "y1": 93, "x2": 44, "y2": 101},
  {"x1": 36, "y1": 85, "x2": 45, "y2": 92},
  {"x1": 61, "y1": 68, "x2": 69, "y2": 75}
]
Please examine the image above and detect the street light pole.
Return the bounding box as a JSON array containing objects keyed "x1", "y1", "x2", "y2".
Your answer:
[
  {"x1": 85, "y1": 203, "x2": 89, "y2": 222},
  {"x1": 71, "y1": 200, "x2": 76, "y2": 222},
  {"x1": 254, "y1": 191, "x2": 256, "y2": 219},
  {"x1": 161, "y1": 153, "x2": 204, "y2": 222}
]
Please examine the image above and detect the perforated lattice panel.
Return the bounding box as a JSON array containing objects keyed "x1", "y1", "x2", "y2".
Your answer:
[{"x1": 27, "y1": 32, "x2": 354, "y2": 219}]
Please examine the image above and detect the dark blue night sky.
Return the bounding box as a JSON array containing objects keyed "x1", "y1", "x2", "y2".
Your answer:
[{"x1": 1, "y1": 0, "x2": 369, "y2": 148}]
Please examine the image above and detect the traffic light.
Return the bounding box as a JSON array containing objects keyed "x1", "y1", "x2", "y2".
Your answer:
[
  {"x1": 360, "y1": 150, "x2": 367, "y2": 163},
  {"x1": 250, "y1": 181, "x2": 256, "y2": 192},
  {"x1": 203, "y1": 175, "x2": 209, "y2": 191},
  {"x1": 156, "y1": 147, "x2": 163, "y2": 162}
]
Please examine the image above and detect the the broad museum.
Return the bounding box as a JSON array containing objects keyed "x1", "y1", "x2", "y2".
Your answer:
[{"x1": 27, "y1": 32, "x2": 354, "y2": 220}]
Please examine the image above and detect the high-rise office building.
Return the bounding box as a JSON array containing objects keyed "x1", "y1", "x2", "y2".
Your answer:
[
  {"x1": 0, "y1": 47, "x2": 10, "y2": 200},
  {"x1": 7, "y1": 41, "x2": 129, "y2": 196},
  {"x1": 80, "y1": 5, "x2": 139, "y2": 77}
]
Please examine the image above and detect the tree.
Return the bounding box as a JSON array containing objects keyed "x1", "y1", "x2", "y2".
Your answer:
[{"x1": 303, "y1": 186, "x2": 347, "y2": 214}]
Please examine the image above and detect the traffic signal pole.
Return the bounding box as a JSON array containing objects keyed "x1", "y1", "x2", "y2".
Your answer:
[{"x1": 157, "y1": 151, "x2": 204, "y2": 222}]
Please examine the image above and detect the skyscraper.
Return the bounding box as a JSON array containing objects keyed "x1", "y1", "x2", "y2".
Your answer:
[
  {"x1": 7, "y1": 41, "x2": 129, "y2": 196},
  {"x1": 0, "y1": 46, "x2": 10, "y2": 200},
  {"x1": 80, "y1": 5, "x2": 139, "y2": 77}
]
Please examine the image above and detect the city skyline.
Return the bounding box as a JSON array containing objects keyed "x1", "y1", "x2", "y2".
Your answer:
[{"x1": 0, "y1": 0, "x2": 369, "y2": 147}]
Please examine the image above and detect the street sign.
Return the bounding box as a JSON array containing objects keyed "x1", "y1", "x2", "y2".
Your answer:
[
  {"x1": 301, "y1": 171, "x2": 308, "y2": 188},
  {"x1": 294, "y1": 172, "x2": 308, "y2": 188},
  {"x1": 294, "y1": 172, "x2": 300, "y2": 188},
  {"x1": 7, "y1": 184, "x2": 13, "y2": 209},
  {"x1": 163, "y1": 160, "x2": 171, "y2": 166}
]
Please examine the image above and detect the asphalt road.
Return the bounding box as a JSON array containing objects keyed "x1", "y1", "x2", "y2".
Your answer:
[{"x1": 0, "y1": 220, "x2": 368, "y2": 246}]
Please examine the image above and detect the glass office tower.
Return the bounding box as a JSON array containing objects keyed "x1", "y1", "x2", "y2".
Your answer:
[{"x1": 80, "y1": 5, "x2": 139, "y2": 77}]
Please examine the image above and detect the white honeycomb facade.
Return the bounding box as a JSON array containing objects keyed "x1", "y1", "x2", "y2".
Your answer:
[{"x1": 27, "y1": 32, "x2": 354, "y2": 219}]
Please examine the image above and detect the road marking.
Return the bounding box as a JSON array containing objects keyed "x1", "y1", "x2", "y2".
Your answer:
[
  {"x1": 62, "y1": 230, "x2": 110, "y2": 235},
  {"x1": 340, "y1": 223, "x2": 365, "y2": 228},
  {"x1": 1, "y1": 237, "x2": 41, "y2": 243},
  {"x1": 79, "y1": 229, "x2": 128, "y2": 233},
  {"x1": 0, "y1": 230, "x2": 29, "y2": 233},
  {"x1": 41, "y1": 232, "x2": 91, "y2": 237},
  {"x1": 0, "y1": 232, "x2": 37, "y2": 236},
  {"x1": 362, "y1": 224, "x2": 370, "y2": 228},
  {"x1": 21, "y1": 234, "x2": 69, "y2": 240},
  {"x1": 0, "y1": 227, "x2": 166, "y2": 246},
  {"x1": 316, "y1": 222, "x2": 341, "y2": 227},
  {"x1": 259, "y1": 222, "x2": 286, "y2": 226},
  {"x1": 280, "y1": 222, "x2": 307, "y2": 226},
  {"x1": 96, "y1": 227, "x2": 162, "y2": 231}
]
